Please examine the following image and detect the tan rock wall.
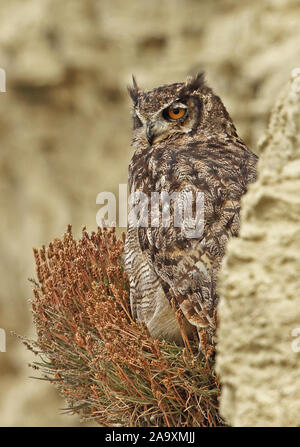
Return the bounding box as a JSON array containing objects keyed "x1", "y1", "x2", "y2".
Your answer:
[{"x1": 217, "y1": 69, "x2": 300, "y2": 427}]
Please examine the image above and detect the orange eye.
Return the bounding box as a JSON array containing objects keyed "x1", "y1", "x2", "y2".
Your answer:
[{"x1": 167, "y1": 107, "x2": 186, "y2": 120}]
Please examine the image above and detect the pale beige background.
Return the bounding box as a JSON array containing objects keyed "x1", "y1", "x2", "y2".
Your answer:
[{"x1": 0, "y1": 0, "x2": 299, "y2": 426}]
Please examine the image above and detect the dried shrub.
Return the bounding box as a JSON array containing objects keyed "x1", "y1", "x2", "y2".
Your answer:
[{"x1": 25, "y1": 226, "x2": 224, "y2": 427}]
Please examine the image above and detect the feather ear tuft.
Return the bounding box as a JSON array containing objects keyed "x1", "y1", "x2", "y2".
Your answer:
[
  {"x1": 127, "y1": 75, "x2": 140, "y2": 104},
  {"x1": 185, "y1": 72, "x2": 205, "y2": 92}
]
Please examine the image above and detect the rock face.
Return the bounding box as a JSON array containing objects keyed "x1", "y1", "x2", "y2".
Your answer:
[{"x1": 217, "y1": 69, "x2": 300, "y2": 427}]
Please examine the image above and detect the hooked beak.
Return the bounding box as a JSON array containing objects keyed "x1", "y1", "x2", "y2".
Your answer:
[{"x1": 146, "y1": 122, "x2": 155, "y2": 145}]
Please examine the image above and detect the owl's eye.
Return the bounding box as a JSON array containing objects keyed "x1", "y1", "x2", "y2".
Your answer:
[{"x1": 164, "y1": 106, "x2": 187, "y2": 121}]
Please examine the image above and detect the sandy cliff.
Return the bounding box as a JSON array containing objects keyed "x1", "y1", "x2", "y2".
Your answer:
[{"x1": 217, "y1": 69, "x2": 300, "y2": 427}]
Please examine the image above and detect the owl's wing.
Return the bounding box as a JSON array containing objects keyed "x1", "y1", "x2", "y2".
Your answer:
[
  {"x1": 137, "y1": 180, "x2": 243, "y2": 332},
  {"x1": 136, "y1": 144, "x2": 257, "y2": 332}
]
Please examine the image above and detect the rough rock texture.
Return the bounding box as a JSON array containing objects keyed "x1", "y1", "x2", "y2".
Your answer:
[
  {"x1": 217, "y1": 68, "x2": 300, "y2": 427},
  {"x1": 1, "y1": 0, "x2": 300, "y2": 425}
]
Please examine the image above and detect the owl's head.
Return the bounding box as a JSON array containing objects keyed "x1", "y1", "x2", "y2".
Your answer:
[{"x1": 128, "y1": 73, "x2": 236, "y2": 146}]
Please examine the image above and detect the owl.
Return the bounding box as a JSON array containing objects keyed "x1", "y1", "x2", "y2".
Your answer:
[{"x1": 124, "y1": 73, "x2": 257, "y2": 346}]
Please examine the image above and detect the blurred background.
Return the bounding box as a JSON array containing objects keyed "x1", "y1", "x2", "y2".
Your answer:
[{"x1": 0, "y1": 0, "x2": 299, "y2": 426}]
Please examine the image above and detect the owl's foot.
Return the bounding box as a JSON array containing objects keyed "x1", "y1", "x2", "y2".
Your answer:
[{"x1": 197, "y1": 328, "x2": 216, "y2": 358}]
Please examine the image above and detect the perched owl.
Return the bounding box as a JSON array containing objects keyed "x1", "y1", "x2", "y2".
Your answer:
[{"x1": 124, "y1": 73, "x2": 257, "y2": 346}]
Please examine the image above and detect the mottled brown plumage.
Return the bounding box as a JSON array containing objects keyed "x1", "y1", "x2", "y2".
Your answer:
[{"x1": 124, "y1": 73, "x2": 258, "y2": 345}]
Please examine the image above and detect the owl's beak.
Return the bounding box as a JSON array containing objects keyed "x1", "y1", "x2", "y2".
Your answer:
[{"x1": 146, "y1": 122, "x2": 155, "y2": 145}]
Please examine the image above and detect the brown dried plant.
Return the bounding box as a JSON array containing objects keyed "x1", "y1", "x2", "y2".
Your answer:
[{"x1": 24, "y1": 225, "x2": 224, "y2": 427}]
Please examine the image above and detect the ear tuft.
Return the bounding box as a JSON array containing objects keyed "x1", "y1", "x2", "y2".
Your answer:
[
  {"x1": 185, "y1": 72, "x2": 205, "y2": 92},
  {"x1": 127, "y1": 75, "x2": 140, "y2": 105}
]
